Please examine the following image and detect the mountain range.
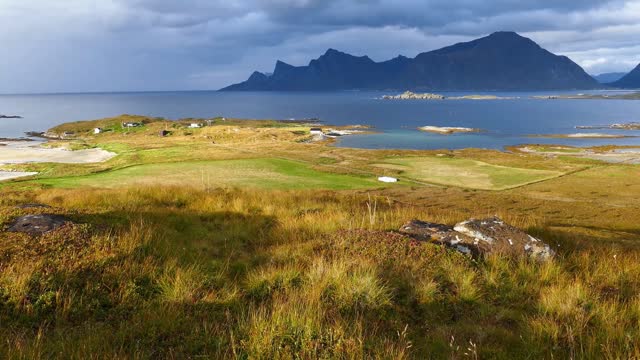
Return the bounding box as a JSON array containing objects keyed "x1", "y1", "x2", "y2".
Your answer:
[
  {"x1": 592, "y1": 72, "x2": 627, "y2": 84},
  {"x1": 222, "y1": 31, "x2": 601, "y2": 91}
]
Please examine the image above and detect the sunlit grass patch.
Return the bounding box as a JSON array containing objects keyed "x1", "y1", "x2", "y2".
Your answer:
[
  {"x1": 33, "y1": 158, "x2": 383, "y2": 190},
  {"x1": 375, "y1": 156, "x2": 564, "y2": 190}
]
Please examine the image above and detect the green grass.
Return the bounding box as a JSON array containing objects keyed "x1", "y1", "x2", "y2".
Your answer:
[
  {"x1": 532, "y1": 146, "x2": 583, "y2": 153},
  {"x1": 376, "y1": 156, "x2": 564, "y2": 190},
  {"x1": 34, "y1": 158, "x2": 383, "y2": 190},
  {"x1": 2, "y1": 186, "x2": 640, "y2": 359}
]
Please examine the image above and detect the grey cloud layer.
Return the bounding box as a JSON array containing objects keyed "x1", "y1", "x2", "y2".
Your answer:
[{"x1": 0, "y1": 0, "x2": 638, "y2": 92}]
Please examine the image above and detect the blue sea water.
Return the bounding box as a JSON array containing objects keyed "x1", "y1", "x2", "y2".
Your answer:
[{"x1": 1, "y1": 90, "x2": 639, "y2": 150}]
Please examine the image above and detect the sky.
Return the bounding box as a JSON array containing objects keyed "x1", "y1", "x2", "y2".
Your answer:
[{"x1": 1, "y1": 0, "x2": 639, "y2": 93}]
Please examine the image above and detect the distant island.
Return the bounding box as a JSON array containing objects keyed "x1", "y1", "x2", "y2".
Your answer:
[
  {"x1": 418, "y1": 126, "x2": 482, "y2": 134},
  {"x1": 383, "y1": 92, "x2": 445, "y2": 100},
  {"x1": 222, "y1": 31, "x2": 599, "y2": 91},
  {"x1": 576, "y1": 122, "x2": 640, "y2": 130},
  {"x1": 0, "y1": 115, "x2": 22, "y2": 119},
  {"x1": 382, "y1": 91, "x2": 515, "y2": 100},
  {"x1": 532, "y1": 92, "x2": 640, "y2": 100}
]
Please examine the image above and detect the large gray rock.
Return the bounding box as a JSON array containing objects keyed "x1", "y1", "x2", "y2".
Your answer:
[
  {"x1": 399, "y1": 219, "x2": 489, "y2": 257},
  {"x1": 399, "y1": 217, "x2": 554, "y2": 261},
  {"x1": 7, "y1": 214, "x2": 69, "y2": 234}
]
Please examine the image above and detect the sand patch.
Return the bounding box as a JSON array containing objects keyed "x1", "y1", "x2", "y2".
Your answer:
[
  {"x1": 0, "y1": 141, "x2": 117, "y2": 182},
  {"x1": 0, "y1": 171, "x2": 38, "y2": 181},
  {"x1": 0, "y1": 142, "x2": 116, "y2": 164}
]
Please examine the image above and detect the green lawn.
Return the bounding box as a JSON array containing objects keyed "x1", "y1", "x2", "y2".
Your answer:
[
  {"x1": 375, "y1": 156, "x2": 564, "y2": 190},
  {"x1": 35, "y1": 158, "x2": 383, "y2": 190}
]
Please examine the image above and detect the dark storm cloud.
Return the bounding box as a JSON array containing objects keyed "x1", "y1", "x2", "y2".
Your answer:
[{"x1": 0, "y1": 0, "x2": 638, "y2": 93}]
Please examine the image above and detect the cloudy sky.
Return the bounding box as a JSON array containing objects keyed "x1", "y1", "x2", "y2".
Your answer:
[{"x1": 1, "y1": 0, "x2": 639, "y2": 93}]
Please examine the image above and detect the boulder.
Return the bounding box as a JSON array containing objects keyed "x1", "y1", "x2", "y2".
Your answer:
[
  {"x1": 399, "y1": 219, "x2": 454, "y2": 241},
  {"x1": 399, "y1": 219, "x2": 490, "y2": 257},
  {"x1": 399, "y1": 217, "x2": 554, "y2": 261},
  {"x1": 454, "y1": 217, "x2": 555, "y2": 261},
  {"x1": 7, "y1": 214, "x2": 70, "y2": 234}
]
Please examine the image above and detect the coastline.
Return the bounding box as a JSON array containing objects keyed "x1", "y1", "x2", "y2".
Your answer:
[{"x1": 0, "y1": 139, "x2": 116, "y2": 181}]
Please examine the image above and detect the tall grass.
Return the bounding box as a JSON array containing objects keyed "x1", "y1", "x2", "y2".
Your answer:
[{"x1": 1, "y1": 185, "x2": 640, "y2": 358}]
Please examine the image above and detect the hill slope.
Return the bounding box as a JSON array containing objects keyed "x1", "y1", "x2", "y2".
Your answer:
[
  {"x1": 592, "y1": 72, "x2": 627, "y2": 84},
  {"x1": 611, "y1": 63, "x2": 640, "y2": 88},
  {"x1": 222, "y1": 32, "x2": 598, "y2": 91}
]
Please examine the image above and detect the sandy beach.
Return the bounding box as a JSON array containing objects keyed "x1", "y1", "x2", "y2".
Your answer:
[
  {"x1": 0, "y1": 141, "x2": 116, "y2": 181},
  {"x1": 0, "y1": 141, "x2": 116, "y2": 164}
]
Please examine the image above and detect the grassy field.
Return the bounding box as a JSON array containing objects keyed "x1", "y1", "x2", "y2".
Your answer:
[
  {"x1": 2, "y1": 186, "x2": 640, "y2": 359},
  {"x1": 34, "y1": 158, "x2": 382, "y2": 190},
  {"x1": 2, "y1": 115, "x2": 640, "y2": 358},
  {"x1": 376, "y1": 156, "x2": 564, "y2": 190}
]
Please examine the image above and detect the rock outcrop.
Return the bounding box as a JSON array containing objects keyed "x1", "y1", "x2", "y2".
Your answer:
[
  {"x1": 7, "y1": 214, "x2": 70, "y2": 234},
  {"x1": 399, "y1": 216, "x2": 555, "y2": 261}
]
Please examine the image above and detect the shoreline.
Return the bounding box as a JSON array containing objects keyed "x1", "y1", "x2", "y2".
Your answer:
[{"x1": 0, "y1": 140, "x2": 117, "y2": 181}]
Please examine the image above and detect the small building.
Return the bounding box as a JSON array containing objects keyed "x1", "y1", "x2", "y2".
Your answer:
[
  {"x1": 62, "y1": 131, "x2": 75, "y2": 138},
  {"x1": 122, "y1": 122, "x2": 143, "y2": 128},
  {"x1": 189, "y1": 123, "x2": 204, "y2": 128},
  {"x1": 94, "y1": 128, "x2": 102, "y2": 134},
  {"x1": 378, "y1": 176, "x2": 399, "y2": 183},
  {"x1": 310, "y1": 127, "x2": 323, "y2": 135}
]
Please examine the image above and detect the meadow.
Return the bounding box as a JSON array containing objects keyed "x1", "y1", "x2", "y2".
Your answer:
[{"x1": 1, "y1": 115, "x2": 640, "y2": 359}]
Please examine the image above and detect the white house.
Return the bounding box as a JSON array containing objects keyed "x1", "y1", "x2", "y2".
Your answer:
[
  {"x1": 310, "y1": 127, "x2": 323, "y2": 135},
  {"x1": 94, "y1": 128, "x2": 102, "y2": 134},
  {"x1": 189, "y1": 123, "x2": 204, "y2": 128},
  {"x1": 122, "y1": 122, "x2": 142, "y2": 128}
]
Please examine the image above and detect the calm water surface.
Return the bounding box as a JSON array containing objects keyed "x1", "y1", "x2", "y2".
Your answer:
[{"x1": 1, "y1": 90, "x2": 639, "y2": 150}]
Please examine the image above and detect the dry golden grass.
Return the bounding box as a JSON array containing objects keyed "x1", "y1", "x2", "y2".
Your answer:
[{"x1": 0, "y1": 185, "x2": 639, "y2": 358}]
